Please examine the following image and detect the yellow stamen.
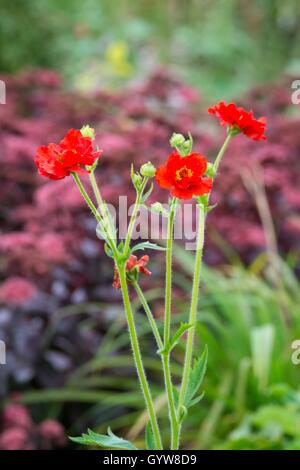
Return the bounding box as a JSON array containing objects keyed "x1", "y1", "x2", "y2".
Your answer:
[{"x1": 175, "y1": 165, "x2": 193, "y2": 181}]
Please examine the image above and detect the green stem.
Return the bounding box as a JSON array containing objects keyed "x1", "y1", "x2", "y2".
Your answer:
[
  {"x1": 177, "y1": 132, "x2": 233, "y2": 443},
  {"x1": 178, "y1": 204, "x2": 206, "y2": 413},
  {"x1": 213, "y1": 133, "x2": 232, "y2": 174},
  {"x1": 164, "y1": 198, "x2": 176, "y2": 345},
  {"x1": 118, "y1": 263, "x2": 163, "y2": 450},
  {"x1": 163, "y1": 354, "x2": 179, "y2": 449},
  {"x1": 163, "y1": 197, "x2": 179, "y2": 450},
  {"x1": 133, "y1": 281, "x2": 163, "y2": 350},
  {"x1": 133, "y1": 280, "x2": 179, "y2": 449},
  {"x1": 124, "y1": 178, "x2": 148, "y2": 255},
  {"x1": 72, "y1": 173, "x2": 118, "y2": 258},
  {"x1": 89, "y1": 170, "x2": 104, "y2": 208},
  {"x1": 89, "y1": 170, "x2": 115, "y2": 240}
]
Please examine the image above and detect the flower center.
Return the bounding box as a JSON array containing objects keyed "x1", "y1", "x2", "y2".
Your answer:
[{"x1": 175, "y1": 165, "x2": 193, "y2": 181}]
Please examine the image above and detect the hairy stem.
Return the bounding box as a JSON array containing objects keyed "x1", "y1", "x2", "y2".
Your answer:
[
  {"x1": 118, "y1": 263, "x2": 163, "y2": 450},
  {"x1": 213, "y1": 133, "x2": 232, "y2": 173},
  {"x1": 124, "y1": 178, "x2": 148, "y2": 255},
  {"x1": 133, "y1": 280, "x2": 179, "y2": 449},
  {"x1": 133, "y1": 281, "x2": 163, "y2": 350},
  {"x1": 89, "y1": 170, "x2": 115, "y2": 240},
  {"x1": 72, "y1": 173, "x2": 117, "y2": 257},
  {"x1": 178, "y1": 204, "x2": 206, "y2": 413},
  {"x1": 163, "y1": 197, "x2": 179, "y2": 450},
  {"x1": 177, "y1": 132, "x2": 233, "y2": 443}
]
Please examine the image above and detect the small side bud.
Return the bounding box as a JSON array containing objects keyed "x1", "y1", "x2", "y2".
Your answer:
[
  {"x1": 151, "y1": 202, "x2": 169, "y2": 217},
  {"x1": 170, "y1": 133, "x2": 185, "y2": 148},
  {"x1": 140, "y1": 161, "x2": 156, "y2": 178},
  {"x1": 151, "y1": 202, "x2": 163, "y2": 213},
  {"x1": 170, "y1": 131, "x2": 193, "y2": 156},
  {"x1": 206, "y1": 162, "x2": 216, "y2": 178},
  {"x1": 80, "y1": 125, "x2": 95, "y2": 140},
  {"x1": 131, "y1": 165, "x2": 143, "y2": 189}
]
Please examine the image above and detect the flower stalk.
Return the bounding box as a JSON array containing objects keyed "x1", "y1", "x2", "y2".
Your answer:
[{"x1": 117, "y1": 262, "x2": 163, "y2": 450}]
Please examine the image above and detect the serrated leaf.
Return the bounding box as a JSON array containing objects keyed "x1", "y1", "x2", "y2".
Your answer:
[
  {"x1": 168, "y1": 323, "x2": 193, "y2": 352},
  {"x1": 188, "y1": 391, "x2": 205, "y2": 408},
  {"x1": 131, "y1": 241, "x2": 166, "y2": 253},
  {"x1": 69, "y1": 427, "x2": 138, "y2": 450},
  {"x1": 184, "y1": 345, "x2": 208, "y2": 408},
  {"x1": 104, "y1": 242, "x2": 114, "y2": 258},
  {"x1": 145, "y1": 423, "x2": 155, "y2": 450},
  {"x1": 172, "y1": 385, "x2": 179, "y2": 409}
]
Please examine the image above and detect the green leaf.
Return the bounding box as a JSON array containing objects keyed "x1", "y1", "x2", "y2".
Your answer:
[
  {"x1": 70, "y1": 427, "x2": 138, "y2": 450},
  {"x1": 172, "y1": 385, "x2": 179, "y2": 409},
  {"x1": 205, "y1": 203, "x2": 218, "y2": 213},
  {"x1": 131, "y1": 241, "x2": 166, "y2": 253},
  {"x1": 188, "y1": 391, "x2": 205, "y2": 408},
  {"x1": 184, "y1": 345, "x2": 208, "y2": 408},
  {"x1": 159, "y1": 323, "x2": 193, "y2": 355},
  {"x1": 145, "y1": 423, "x2": 155, "y2": 450},
  {"x1": 104, "y1": 243, "x2": 114, "y2": 258},
  {"x1": 168, "y1": 322, "x2": 194, "y2": 352},
  {"x1": 251, "y1": 405, "x2": 300, "y2": 437}
]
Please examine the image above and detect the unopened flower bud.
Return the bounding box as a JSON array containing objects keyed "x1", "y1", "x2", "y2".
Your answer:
[
  {"x1": 206, "y1": 162, "x2": 216, "y2": 178},
  {"x1": 151, "y1": 202, "x2": 163, "y2": 213},
  {"x1": 132, "y1": 172, "x2": 143, "y2": 189},
  {"x1": 140, "y1": 161, "x2": 156, "y2": 178},
  {"x1": 151, "y1": 202, "x2": 169, "y2": 217},
  {"x1": 170, "y1": 133, "x2": 185, "y2": 148},
  {"x1": 80, "y1": 125, "x2": 95, "y2": 140}
]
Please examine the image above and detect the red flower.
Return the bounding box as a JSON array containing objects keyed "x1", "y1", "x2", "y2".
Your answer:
[
  {"x1": 155, "y1": 152, "x2": 212, "y2": 199},
  {"x1": 208, "y1": 101, "x2": 267, "y2": 141},
  {"x1": 113, "y1": 255, "x2": 151, "y2": 289},
  {"x1": 35, "y1": 129, "x2": 102, "y2": 180}
]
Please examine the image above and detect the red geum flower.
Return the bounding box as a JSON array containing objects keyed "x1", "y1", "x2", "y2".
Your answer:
[
  {"x1": 35, "y1": 128, "x2": 102, "y2": 180},
  {"x1": 208, "y1": 101, "x2": 267, "y2": 141},
  {"x1": 155, "y1": 152, "x2": 212, "y2": 200},
  {"x1": 113, "y1": 255, "x2": 151, "y2": 289}
]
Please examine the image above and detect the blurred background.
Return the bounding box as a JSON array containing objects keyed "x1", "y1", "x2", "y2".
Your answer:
[{"x1": 0, "y1": 0, "x2": 300, "y2": 450}]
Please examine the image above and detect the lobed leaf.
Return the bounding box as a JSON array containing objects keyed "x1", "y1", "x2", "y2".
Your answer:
[
  {"x1": 184, "y1": 345, "x2": 208, "y2": 408},
  {"x1": 70, "y1": 427, "x2": 138, "y2": 450}
]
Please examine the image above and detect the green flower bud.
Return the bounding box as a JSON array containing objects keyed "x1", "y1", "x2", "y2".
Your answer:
[
  {"x1": 80, "y1": 125, "x2": 95, "y2": 140},
  {"x1": 151, "y1": 202, "x2": 163, "y2": 213},
  {"x1": 206, "y1": 162, "x2": 216, "y2": 178},
  {"x1": 132, "y1": 172, "x2": 143, "y2": 189},
  {"x1": 151, "y1": 202, "x2": 169, "y2": 217},
  {"x1": 170, "y1": 133, "x2": 185, "y2": 148},
  {"x1": 140, "y1": 161, "x2": 156, "y2": 178}
]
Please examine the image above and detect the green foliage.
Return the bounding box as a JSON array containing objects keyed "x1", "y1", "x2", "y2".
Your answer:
[
  {"x1": 184, "y1": 346, "x2": 208, "y2": 410},
  {"x1": 70, "y1": 427, "x2": 138, "y2": 450},
  {"x1": 159, "y1": 322, "x2": 193, "y2": 355},
  {"x1": 1, "y1": 0, "x2": 300, "y2": 97},
  {"x1": 145, "y1": 423, "x2": 155, "y2": 450},
  {"x1": 131, "y1": 241, "x2": 166, "y2": 253}
]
